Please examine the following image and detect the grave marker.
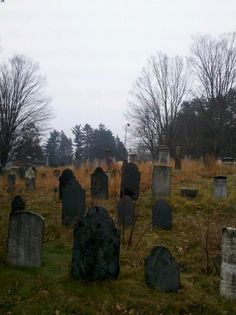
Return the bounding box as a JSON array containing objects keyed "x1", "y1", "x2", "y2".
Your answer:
[{"x1": 91, "y1": 167, "x2": 108, "y2": 200}]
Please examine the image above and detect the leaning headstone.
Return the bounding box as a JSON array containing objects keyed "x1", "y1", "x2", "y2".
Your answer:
[
  {"x1": 120, "y1": 162, "x2": 140, "y2": 200},
  {"x1": 7, "y1": 211, "x2": 44, "y2": 267},
  {"x1": 152, "y1": 165, "x2": 172, "y2": 201},
  {"x1": 220, "y1": 227, "x2": 236, "y2": 299},
  {"x1": 7, "y1": 174, "x2": 16, "y2": 193},
  {"x1": 152, "y1": 199, "x2": 172, "y2": 230},
  {"x1": 62, "y1": 178, "x2": 86, "y2": 225},
  {"x1": 71, "y1": 206, "x2": 120, "y2": 281},
  {"x1": 91, "y1": 167, "x2": 108, "y2": 200},
  {"x1": 213, "y1": 175, "x2": 227, "y2": 199},
  {"x1": 145, "y1": 246, "x2": 180, "y2": 292},
  {"x1": 11, "y1": 196, "x2": 25, "y2": 213},
  {"x1": 117, "y1": 195, "x2": 135, "y2": 225}
]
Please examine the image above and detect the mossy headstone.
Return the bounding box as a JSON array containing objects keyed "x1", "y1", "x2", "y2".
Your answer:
[{"x1": 152, "y1": 199, "x2": 172, "y2": 230}]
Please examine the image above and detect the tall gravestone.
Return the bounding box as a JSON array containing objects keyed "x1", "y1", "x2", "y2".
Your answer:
[
  {"x1": 159, "y1": 145, "x2": 170, "y2": 164},
  {"x1": 145, "y1": 246, "x2": 180, "y2": 292},
  {"x1": 120, "y1": 162, "x2": 140, "y2": 200},
  {"x1": 220, "y1": 227, "x2": 236, "y2": 299},
  {"x1": 213, "y1": 176, "x2": 227, "y2": 199},
  {"x1": 91, "y1": 167, "x2": 108, "y2": 200},
  {"x1": 71, "y1": 206, "x2": 120, "y2": 281},
  {"x1": 152, "y1": 165, "x2": 171, "y2": 201},
  {"x1": 7, "y1": 174, "x2": 16, "y2": 193},
  {"x1": 117, "y1": 195, "x2": 135, "y2": 225},
  {"x1": 7, "y1": 211, "x2": 44, "y2": 267},
  {"x1": 152, "y1": 199, "x2": 172, "y2": 230},
  {"x1": 59, "y1": 169, "x2": 74, "y2": 200},
  {"x1": 18, "y1": 166, "x2": 25, "y2": 180},
  {"x1": 62, "y1": 178, "x2": 86, "y2": 225}
]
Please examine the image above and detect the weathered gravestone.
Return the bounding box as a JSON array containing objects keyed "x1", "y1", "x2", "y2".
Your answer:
[
  {"x1": 91, "y1": 167, "x2": 108, "y2": 200},
  {"x1": 25, "y1": 167, "x2": 36, "y2": 191},
  {"x1": 152, "y1": 199, "x2": 172, "y2": 230},
  {"x1": 62, "y1": 178, "x2": 86, "y2": 225},
  {"x1": 59, "y1": 169, "x2": 74, "y2": 200},
  {"x1": 220, "y1": 227, "x2": 236, "y2": 299},
  {"x1": 11, "y1": 196, "x2": 25, "y2": 213},
  {"x1": 152, "y1": 165, "x2": 171, "y2": 201},
  {"x1": 145, "y1": 246, "x2": 180, "y2": 292},
  {"x1": 117, "y1": 195, "x2": 135, "y2": 225},
  {"x1": 120, "y1": 162, "x2": 140, "y2": 200},
  {"x1": 159, "y1": 145, "x2": 170, "y2": 164},
  {"x1": 7, "y1": 211, "x2": 44, "y2": 267},
  {"x1": 213, "y1": 175, "x2": 227, "y2": 199},
  {"x1": 7, "y1": 174, "x2": 16, "y2": 193},
  {"x1": 71, "y1": 206, "x2": 120, "y2": 281}
]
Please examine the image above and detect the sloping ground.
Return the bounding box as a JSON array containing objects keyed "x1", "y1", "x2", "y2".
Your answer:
[{"x1": 1, "y1": 162, "x2": 236, "y2": 314}]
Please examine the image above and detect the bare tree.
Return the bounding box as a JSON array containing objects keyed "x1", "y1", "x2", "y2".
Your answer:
[
  {"x1": 190, "y1": 33, "x2": 236, "y2": 156},
  {"x1": 127, "y1": 52, "x2": 190, "y2": 158},
  {"x1": 0, "y1": 55, "x2": 52, "y2": 166}
]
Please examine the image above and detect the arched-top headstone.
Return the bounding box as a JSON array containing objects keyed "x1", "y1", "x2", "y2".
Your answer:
[
  {"x1": 62, "y1": 179, "x2": 86, "y2": 225},
  {"x1": 91, "y1": 167, "x2": 108, "y2": 200},
  {"x1": 71, "y1": 206, "x2": 120, "y2": 281},
  {"x1": 152, "y1": 199, "x2": 172, "y2": 230},
  {"x1": 120, "y1": 162, "x2": 140, "y2": 200},
  {"x1": 7, "y1": 211, "x2": 44, "y2": 267},
  {"x1": 11, "y1": 196, "x2": 25, "y2": 213},
  {"x1": 59, "y1": 168, "x2": 75, "y2": 200},
  {"x1": 145, "y1": 246, "x2": 180, "y2": 292}
]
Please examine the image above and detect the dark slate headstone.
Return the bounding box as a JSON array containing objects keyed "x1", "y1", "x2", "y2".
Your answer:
[
  {"x1": 152, "y1": 199, "x2": 172, "y2": 230},
  {"x1": 7, "y1": 211, "x2": 44, "y2": 267},
  {"x1": 62, "y1": 178, "x2": 86, "y2": 225},
  {"x1": 145, "y1": 246, "x2": 180, "y2": 292},
  {"x1": 59, "y1": 168, "x2": 75, "y2": 200},
  {"x1": 71, "y1": 206, "x2": 120, "y2": 281},
  {"x1": 7, "y1": 174, "x2": 16, "y2": 193},
  {"x1": 117, "y1": 195, "x2": 135, "y2": 225},
  {"x1": 11, "y1": 196, "x2": 25, "y2": 213},
  {"x1": 91, "y1": 167, "x2": 108, "y2": 200},
  {"x1": 120, "y1": 162, "x2": 140, "y2": 200}
]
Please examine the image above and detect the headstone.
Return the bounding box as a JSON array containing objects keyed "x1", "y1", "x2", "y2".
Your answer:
[
  {"x1": 62, "y1": 178, "x2": 86, "y2": 225},
  {"x1": 220, "y1": 227, "x2": 236, "y2": 299},
  {"x1": 117, "y1": 195, "x2": 135, "y2": 225},
  {"x1": 7, "y1": 174, "x2": 16, "y2": 193},
  {"x1": 59, "y1": 168, "x2": 74, "y2": 200},
  {"x1": 145, "y1": 246, "x2": 180, "y2": 292},
  {"x1": 152, "y1": 165, "x2": 172, "y2": 201},
  {"x1": 11, "y1": 196, "x2": 25, "y2": 213},
  {"x1": 175, "y1": 146, "x2": 182, "y2": 170},
  {"x1": 71, "y1": 206, "x2": 120, "y2": 281},
  {"x1": 152, "y1": 199, "x2": 172, "y2": 230},
  {"x1": 213, "y1": 176, "x2": 227, "y2": 198},
  {"x1": 7, "y1": 211, "x2": 44, "y2": 267},
  {"x1": 91, "y1": 167, "x2": 108, "y2": 200},
  {"x1": 25, "y1": 167, "x2": 36, "y2": 191},
  {"x1": 180, "y1": 187, "x2": 198, "y2": 198},
  {"x1": 120, "y1": 162, "x2": 140, "y2": 200},
  {"x1": 159, "y1": 145, "x2": 170, "y2": 164},
  {"x1": 18, "y1": 166, "x2": 25, "y2": 180}
]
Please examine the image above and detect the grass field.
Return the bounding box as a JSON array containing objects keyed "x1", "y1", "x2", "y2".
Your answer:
[{"x1": 1, "y1": 160, "x2": 236, "y2": 314}]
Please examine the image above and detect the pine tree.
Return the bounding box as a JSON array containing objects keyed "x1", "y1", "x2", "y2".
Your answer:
[
  {"x1": 72, "y1": 124, "x2": 83, "y2": 161},
  {"x1": 45, "y1": 130, "x2": 60, "y2": 167},
  {"x1": 58, "y1": 131, "x2": 73, "y2": 166}
]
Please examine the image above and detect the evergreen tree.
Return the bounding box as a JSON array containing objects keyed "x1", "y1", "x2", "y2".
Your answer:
[
  {"x1": 45, "y1": 130, "x2": 60, "y2": 167},
  {"x1": 72, "y1": 124, "x2": 83, "y2": 161},
  {"x1": 58, "y1": 131, "x2": 73, "y2": 166},
  {"x1": 81, "y1": 124, "x2": 94, "y2": 161}
]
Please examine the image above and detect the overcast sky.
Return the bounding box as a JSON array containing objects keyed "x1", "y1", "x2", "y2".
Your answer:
[{"x1": 0, "y1": 0, "x2": 235, "y2": 142}]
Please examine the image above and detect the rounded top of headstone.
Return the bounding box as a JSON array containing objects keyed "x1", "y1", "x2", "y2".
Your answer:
[
  {"x1": 214, "y1": 175, "x2": 227, "y2": 179},
  {"x1": 61, "y1": 169, "x2": 74, "y2": 180},
  {"x1": 93, "y1": 167, "x2": 104, "y2": 174},
  {"x1": 11, "y1": 195, "x2": 25, "y2": 213}
]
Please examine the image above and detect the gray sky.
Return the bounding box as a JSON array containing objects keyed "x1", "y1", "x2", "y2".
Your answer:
[{"x1": 0, "y1": 0, "x2": 235, "y2": 142}]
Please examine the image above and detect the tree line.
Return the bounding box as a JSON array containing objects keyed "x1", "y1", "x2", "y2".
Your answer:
[{"x1": 127, "y1": 32, "x2": 236, "y2": 159}]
